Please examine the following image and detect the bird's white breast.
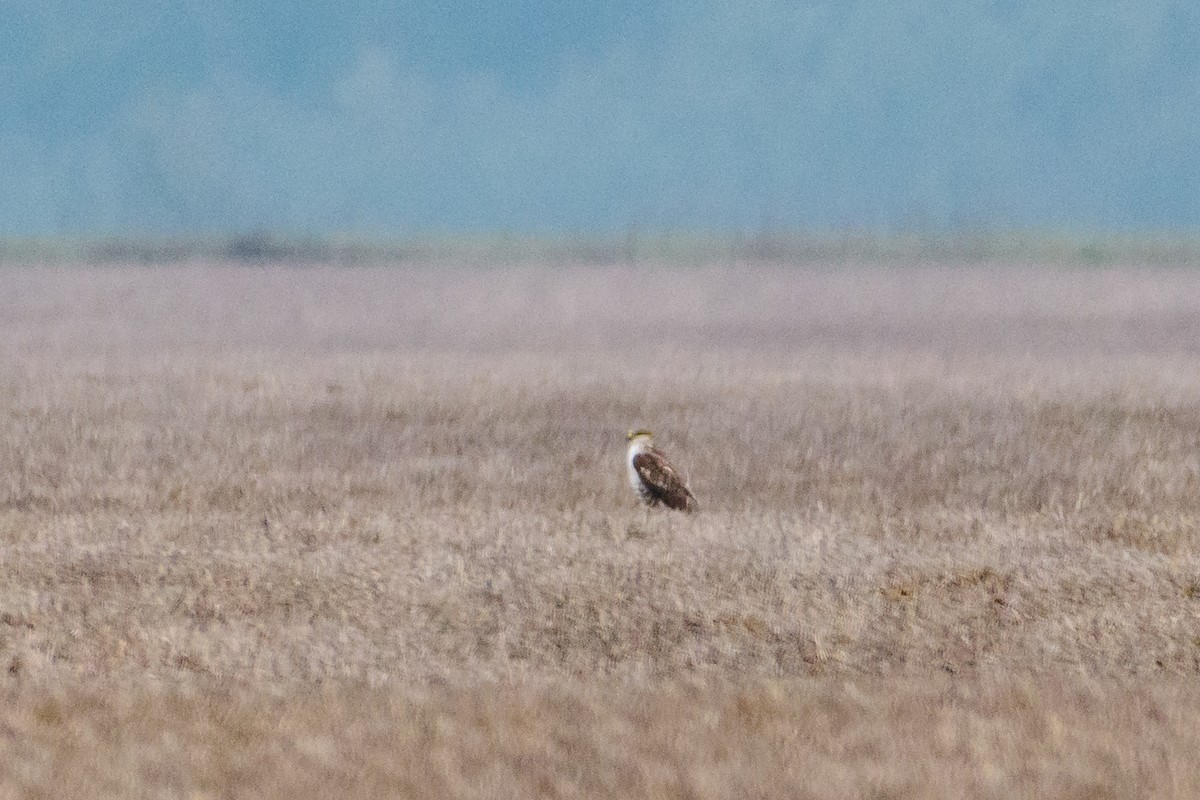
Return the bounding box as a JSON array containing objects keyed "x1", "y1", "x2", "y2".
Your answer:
[{"x1": 627, "y1": 440, "x2": 649, "y2": 491}]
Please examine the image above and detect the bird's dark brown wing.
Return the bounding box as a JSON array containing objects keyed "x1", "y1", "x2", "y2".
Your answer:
[{"x1": 633, "y1": 448, "x2": 698, "y2": 512}]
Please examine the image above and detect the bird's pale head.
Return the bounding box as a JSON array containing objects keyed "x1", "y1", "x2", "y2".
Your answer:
[{"x1": 626, "y1": 428, "x2": 654, "y2": 443}]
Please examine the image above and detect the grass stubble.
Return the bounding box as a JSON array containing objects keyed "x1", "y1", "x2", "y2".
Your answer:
[{"x1": 2, "y1": 262, "x2": 1200, "y2": 797}]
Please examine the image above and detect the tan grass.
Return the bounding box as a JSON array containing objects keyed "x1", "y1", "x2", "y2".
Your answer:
[{"x1": 2, "y1": 262, "x2": 1200, "y2": 797}]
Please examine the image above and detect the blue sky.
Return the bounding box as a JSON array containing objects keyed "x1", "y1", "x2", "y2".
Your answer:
[{"x1": 1, "y1": 1, "x2": 1197, "y2": 234}]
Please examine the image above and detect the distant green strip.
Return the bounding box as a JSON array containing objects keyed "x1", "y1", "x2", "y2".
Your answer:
[{"x1": 2, "y1": 232, "x2": 1200, "y2": 266}]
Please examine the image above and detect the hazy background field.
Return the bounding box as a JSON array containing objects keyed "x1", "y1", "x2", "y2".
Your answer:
[{"x1": 3, "y1": 259, "x2": 1200, "y2": 797}]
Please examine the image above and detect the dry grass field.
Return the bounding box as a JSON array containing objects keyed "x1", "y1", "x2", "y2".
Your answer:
[{"x1": 3, "y1": 261, "x2": 1200, "y2": 797}]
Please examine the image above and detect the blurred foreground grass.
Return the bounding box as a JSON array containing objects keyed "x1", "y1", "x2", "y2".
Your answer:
[{"x1": 5, "y1": 261, "x2": 1200, "y2": 797}]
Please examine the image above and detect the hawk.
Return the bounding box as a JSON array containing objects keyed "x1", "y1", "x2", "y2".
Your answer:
[{"x1": 625, "y1": 429, "x2": 698, "y2": 512}]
